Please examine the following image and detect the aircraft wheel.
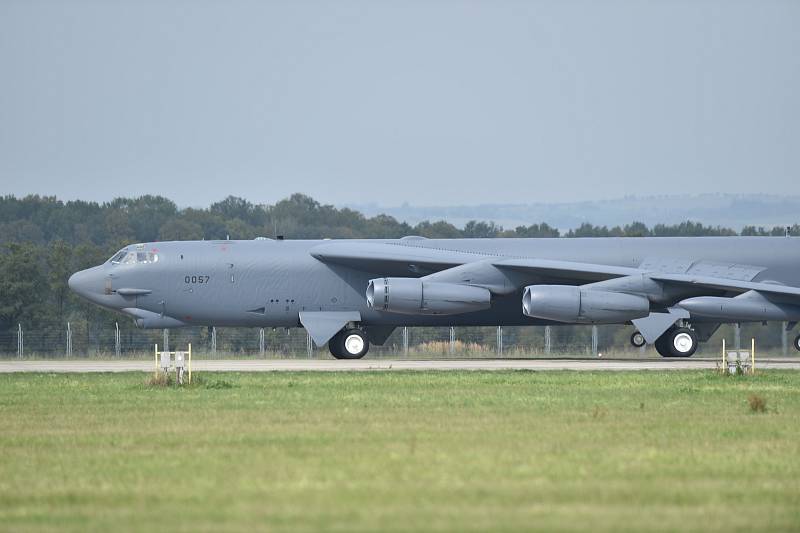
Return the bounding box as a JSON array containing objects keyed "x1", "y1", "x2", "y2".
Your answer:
[
  {"x1": 653, "y1": 334, "x2": 672, "y2": 357},
  {"x1": 655, "y1": 327, "x2": 698, "y2": 358},
  {"x1": 328, "y1": 338, "x2": 343, "y2": 358},
  {"x1": 630, "y1": 331, "x2": 646, "y2": 348},
  {"x1": 329, "y1": 328, "x2": 370, "y2": 359},
  {"x1": 794, "y1": 333, "x2": 800, "y2": 352}
]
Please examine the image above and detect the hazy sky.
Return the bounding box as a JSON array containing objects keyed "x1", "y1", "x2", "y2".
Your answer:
[{"x1": 1, "y1": 0, "x2": 798, "y2": 207}]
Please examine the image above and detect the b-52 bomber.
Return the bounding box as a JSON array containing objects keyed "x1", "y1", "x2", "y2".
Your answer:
[{"x1": 69, "y1": 236, "x2": 800, "y2": 358}]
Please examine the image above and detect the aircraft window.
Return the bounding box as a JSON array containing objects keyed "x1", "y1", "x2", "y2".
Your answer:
[
  {"x1": 110, "y1": 250, "x2": 158, "y2": 265},
  {"x1": 110, "y1": 250, "x2": 127, "y2": 263}
]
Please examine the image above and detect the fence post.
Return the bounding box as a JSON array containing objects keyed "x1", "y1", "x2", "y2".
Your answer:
[
  {"x1": 544, "y1": 326, "x2": 551, "y2": 355},
  {"x1": 449, "y1": 327, "x2": 455, "y2": 355},
  {"x1": 259, "y1": 328, "x2": 265, "y2": 357},
  {"x1": 591, "y1": 325, "x2": 598, "y2": 356},
  {"x1": 114, "y1": 322, "x2": 121, "y2": 357},
  {"x1": 782, "y1": 322, "x2": 788, "y2": 356},
  {"x1": 17, "y1": 323, "x2": 23, "y2": 359},
  {"x1": 211, "y1": 327, "x2": 217, "y2": 356},
  {"x1": 497, "y1": 326, "x2": 503, "y2": 356},
  {"x1": 403, "y1": 327, "x2": 409, "y2": 357},
  {"x1": 66, "y1": 322, "x2": 72, "y2": 358}
]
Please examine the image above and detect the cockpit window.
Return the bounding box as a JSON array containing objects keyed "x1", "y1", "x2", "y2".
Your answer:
[
  {"x1": 110, "y1": 250, "x2": 127, "y2": 263},
  {"x1": 109, "y1": 249, "x2": 159, "y2": 265}
]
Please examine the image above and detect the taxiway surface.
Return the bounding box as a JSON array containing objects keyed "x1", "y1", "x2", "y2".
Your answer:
[{"x1": 1, "y1": 358, "x2": 798, "y2": 372}]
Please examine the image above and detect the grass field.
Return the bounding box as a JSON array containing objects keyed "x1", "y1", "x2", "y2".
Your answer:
[{"x1": 1, "y1": 371, "x2": 799, "y2": 532}]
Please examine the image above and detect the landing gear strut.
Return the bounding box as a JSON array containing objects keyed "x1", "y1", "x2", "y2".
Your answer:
[
  {"x1": 329, "y1": 328, "x2": 370, "y2": 359},
  {"x1": 654, "y1": 327, "x2": 698, "y2": 358}
]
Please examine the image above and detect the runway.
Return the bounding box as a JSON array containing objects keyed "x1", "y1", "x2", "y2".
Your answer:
[{"x1": 1, "y1": 358, "x2": 798, "y2": 373}]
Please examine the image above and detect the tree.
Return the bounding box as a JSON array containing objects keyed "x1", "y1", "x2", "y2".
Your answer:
[
  {"x1": 514, "y1": 223, "x2": 560, "y2": 238},
  {"x1": 463, "y1": 221, "x2": 502, "y2": 238},
  {"x1": 159, "y1": 219, "x2": 205, "y2": 241},
  {"x1": 47, "y1": 241, "x2": 73, "y2": 322},
  {"x1": 0, "y1": 243, "x2": 46, "y2": 333}
]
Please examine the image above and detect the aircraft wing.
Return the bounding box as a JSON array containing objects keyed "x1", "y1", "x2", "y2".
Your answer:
[
  {"x1": 495, "y1": 257, "x2": 800, "y2": 299},
  {"x1": 310, "y1": 241, "x2": 475, "y2": 276},
  {"x1": 649, "y1": 273, "x2": 800, "y2": 298},
  {"x1": 313, "y1": 242, "x2": 800, "y2": 301},
  {"x1": 493, "y1": 258, "x2": 642, "y2": 283}
]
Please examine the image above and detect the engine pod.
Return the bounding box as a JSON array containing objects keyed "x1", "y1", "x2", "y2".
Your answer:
[
  {"x1": 522, "y1": 285, "x2": 650, "y2": 324},
  {"x1": 367, "y1": 278, "x2": 491, "y2": 315},
  {"x1": 678, "y1": 290, "x2": 800, "y2": 321}
]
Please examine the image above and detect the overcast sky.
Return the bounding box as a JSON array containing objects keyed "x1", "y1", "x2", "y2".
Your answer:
[{"x1": 1, "y1": 0, "x2": 798, "y2": 207}]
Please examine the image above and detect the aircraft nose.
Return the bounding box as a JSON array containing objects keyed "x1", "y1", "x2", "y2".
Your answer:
[{"x1": 68, "y1": 268, "x2": 102, "y2": 299}]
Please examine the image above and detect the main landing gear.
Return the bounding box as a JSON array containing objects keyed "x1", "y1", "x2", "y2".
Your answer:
[
  {"x1": 794, "y1": 333, "x2": 800, "y2": 353},
  {"x1": 631, "y1": 327, "x2": 699, "y2": 357},
  {"x1": 631, "y1": 327, "x2": 698, "y2": 357},
  {"x1": 329, "y1": 328, "x2": 370, "y2": 359},
  {"x1": 653, "y1": 327, "x2": 698, "y2": 358}
]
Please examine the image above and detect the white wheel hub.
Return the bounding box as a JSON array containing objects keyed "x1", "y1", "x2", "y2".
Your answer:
[
  {"x1": 632, "y1": 333, "x2": 645, "y2": 347},
  {"x1": 344, "y1": 334, "x2": 365, "y2": 355},
  {"x1": 673, "y1": 332, "x2": 694, "y2": 353},
  {"x1": 795, "y1": 335, "x2": 800, "y2": 351}
]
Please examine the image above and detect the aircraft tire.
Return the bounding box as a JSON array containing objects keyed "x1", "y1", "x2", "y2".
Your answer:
[
  {"x1": 329, "y1": 328, "x2": 370, "y2": 359},
  {"x1": 630, "y1": 331, "x2": 646, "y2": 348},
  {"x1": 328, "y1": 338, "x2": 344, "y2": 358},
  {"x1": 655, "y1": 327, "x2": 698, "y2": 358},
  {"x1": 794, "y1": 333, "x2": 800, "y2": 352},
  {"x1": 653, "y1": 334, "x2": 672, "y2": 357}
]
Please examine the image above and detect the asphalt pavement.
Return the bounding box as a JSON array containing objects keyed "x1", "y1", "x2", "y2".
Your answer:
[{"x1": 1, "y1": 358, "x2": 798, "y2": 372}]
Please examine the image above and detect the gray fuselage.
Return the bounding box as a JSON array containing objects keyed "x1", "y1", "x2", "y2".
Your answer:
[{"x1": 68, "y1": 236, "x2": 800, "y2": 329}]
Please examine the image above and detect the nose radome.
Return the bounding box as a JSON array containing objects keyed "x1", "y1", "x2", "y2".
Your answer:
[
  {"x1": 67, "y1": 272, "x2": 79, "y2": 292},
  {"x1": 68, "y1": 268, "x2": 99, "y2": 298}
]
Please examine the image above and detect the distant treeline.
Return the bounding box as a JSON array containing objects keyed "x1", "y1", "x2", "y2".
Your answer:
[
  {"x1": 0, "y1": 193, "x2": 798, "y2": 341},
  {"x1": 3, "y1": 193, "x2": 798, "y2": 246}
]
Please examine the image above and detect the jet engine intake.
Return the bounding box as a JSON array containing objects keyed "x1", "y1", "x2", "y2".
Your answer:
[
  {"x1": 366, "y1": 278, "x2": 491, "y2": 315},
  {"x1": 522, "y1": 285, "x2": 650, "y2": 323}
]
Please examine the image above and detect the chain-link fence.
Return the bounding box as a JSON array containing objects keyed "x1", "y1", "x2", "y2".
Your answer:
[{"x1": 0, "y1": 320, "x2": 796, "y2": 359}]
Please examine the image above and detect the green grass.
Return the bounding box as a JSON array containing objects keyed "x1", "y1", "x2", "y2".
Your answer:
[{"x1": 1, "y1": 371, "x2": 799, "y2": 532}]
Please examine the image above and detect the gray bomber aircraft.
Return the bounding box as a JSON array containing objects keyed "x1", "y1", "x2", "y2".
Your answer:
[{"x1": 68, "y1": 236, "x2": 800, "y2": 358}]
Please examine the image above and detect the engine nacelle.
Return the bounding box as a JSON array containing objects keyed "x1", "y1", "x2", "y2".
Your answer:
[
  {"x1": 522, "y1": 285, "x2": 650, "y2": 324},
  {"x1": 678, "y1": 291, "x2": 800, "y2": 321},
  {"x1": 366, "y1": 278, "x2": 491, "y2": 315}
]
